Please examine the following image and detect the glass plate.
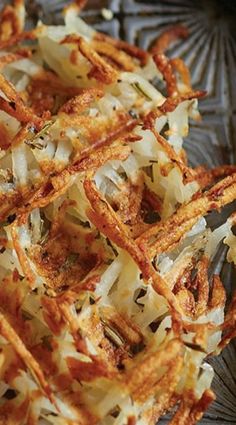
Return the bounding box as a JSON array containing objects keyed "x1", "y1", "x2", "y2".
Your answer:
[{"x1": 5, "y1": 0, "x2": 236, "y2": 423}]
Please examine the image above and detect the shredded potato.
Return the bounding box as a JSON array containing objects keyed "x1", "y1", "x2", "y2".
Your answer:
[{"x1": 0, "y1": 2, "x2": 235, "y2": 425}]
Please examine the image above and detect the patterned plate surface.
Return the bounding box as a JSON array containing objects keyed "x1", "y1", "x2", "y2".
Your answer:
[{"x1": 2, "y1": 0, "x2": 236, "y2": 423}]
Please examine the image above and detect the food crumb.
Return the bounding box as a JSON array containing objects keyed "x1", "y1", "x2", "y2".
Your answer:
[{"x1": 101, "y1": 8, "x2": 113, "y2": 21}]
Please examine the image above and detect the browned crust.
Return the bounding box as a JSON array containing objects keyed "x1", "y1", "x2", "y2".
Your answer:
[
  {"x1": 61, "y1": 35, "x2": 118, "y2": 85},
  {"x1": 94, "y1": 32, "x2": 149, "y2": 66}
]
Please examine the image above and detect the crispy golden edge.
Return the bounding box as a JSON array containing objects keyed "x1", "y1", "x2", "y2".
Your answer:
[
  {"x1": 150, "y1": 26, "x2": 200, "y2": 100},
  {"x1": 150, "y1": 25, "x2": 189, "y2": 56},
  {"x1": 0, "y1": 117, "x2": 137, "y2": 221},
  {"x1": 170, "y1": 57, "x2": 192, "y2": 90},
  {"x1": 146, "y1": 360, "x2": 183, "y2": 423},
  {"x1": 194, "y1": 255, "x2": 210, "y2": 317},
  {"x1": 137, "y1": 173, "x2": 236, "y2": 258},
  {"x1": 11, "y1": 218, "x2": 37, "y2": 286},
  {"x1": 0, "y1": 0, "x2": 24, "y2": 41},
  {"x1": 59, "y1": 87, "x2": 104, "y2": 114},
  {"x1": 94, "y1": 32, "x2": 149, "y2": 66},
  {"x1": 153, "y1": 53, "x2": 178, "y2": 97},
  {"x1": 8, "y1": 143, "x2": 132, "y2": 288},
  {"x1": 126, "y1": 339, "x2": 183, "y2": 402},
  {"x1": 101, "y1": 306, "x2": 143, "y2": 346},
  {"x1": 57, "y1": 268, "x2": 103, "y2": 304},
  {"x1": 91, "y1": 40, "x2": 136, "y2": 72},
  {"x1": 169, "y1": 389, "x2": 215, "y2": 425},
  {"x1": 195, "y1": 164, "x2": 236, "y2": 189},
  {"x1": 144, "y1": 120, "x2": 196, "y2": 182},
  {"x1": 0, "y1": 311, "x2": 56, "y2": 405},
  {"x1": 209, "y1": 275, "x2": 227, "y2": 310},
  {"x1": 61, "y1": 35, "x2": 118, "y2": 85},
  {"x1": 84, "y1": 177, "x2": 183, "y2": 334},
  {"x1": 0, "y1": 30, "x2": 35, "y2": 50},
  {"x1": 30, "y1": 70, "x2": 86, "y2": 97},
  {"x1": 159, "y1": 90, "x2": 206, "y2": 113},
  {"x1": 0, "y1": 50, "x2": 31, "y2": 69},
  {"x1": 0, "y1": 74, "x2": 44, "y2": 129}
]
